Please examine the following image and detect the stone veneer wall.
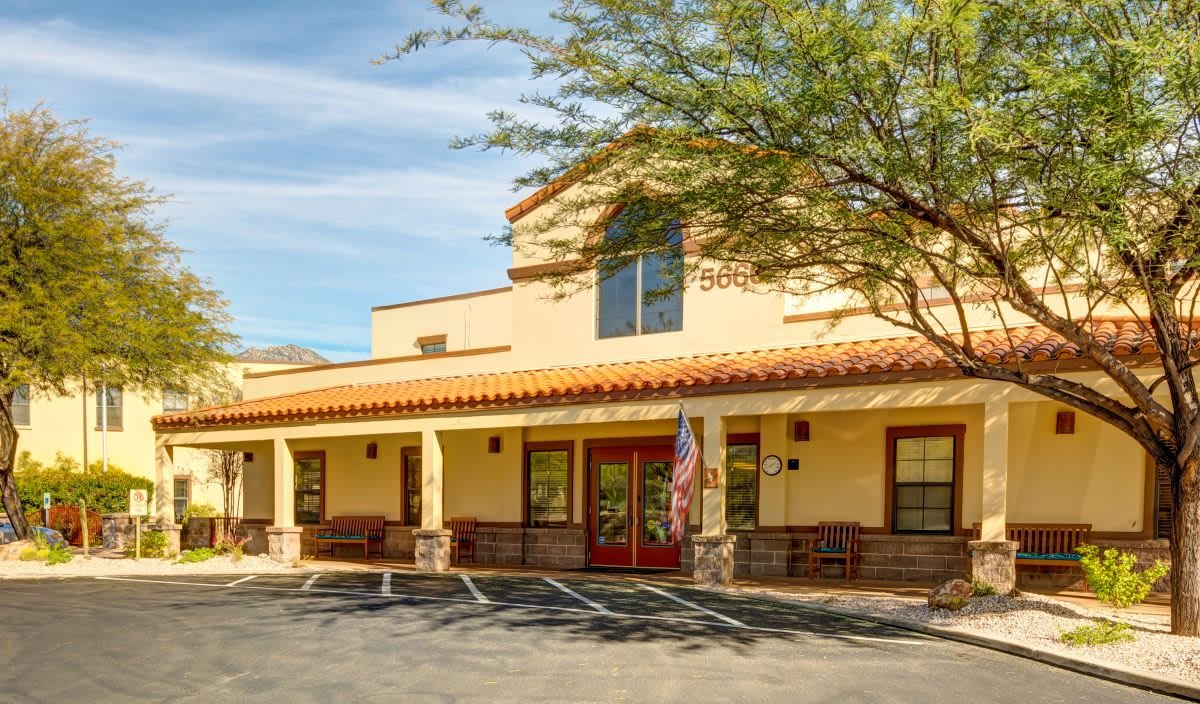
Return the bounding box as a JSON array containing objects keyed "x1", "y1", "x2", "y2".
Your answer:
[{"x1": 294, "y1": 524, "x2": 586, "y2": 568}]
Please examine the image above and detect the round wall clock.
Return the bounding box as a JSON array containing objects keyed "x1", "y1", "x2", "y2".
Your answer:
[{"x1": 761, "y1": 454, "x2": 783, "y2": 476}]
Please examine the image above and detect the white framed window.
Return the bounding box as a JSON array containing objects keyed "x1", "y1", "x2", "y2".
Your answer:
[
  {"x1": 11, "y1": 385, "x2": 30, "y2": 427},
  {"x1": 596, "y1": 215, "x2": 683, "y2": 339},
  {"x1": 163, "y1": 389, "x2": 189, "y2": 413},
  {"x1": 96, "y1": 387, "x2": 123, "y2": 428},
  {"x1": 173, "y1": 477, "x2": 190, "y2": 523}
]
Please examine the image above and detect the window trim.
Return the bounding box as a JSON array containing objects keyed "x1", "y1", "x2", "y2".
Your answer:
[
  {"x1": 11, "y1": 385, "x2": 31, "y2": 427},
  {"x1": 884, "y1": 425, "x2": 966, "y2": 536},
  {"x1": 173, "y1": 475, "x2": 192, "y2": 523},
  {"x1": 293, "y1": 450, "x2": 326, "y2": 525},
  {"x1": 523, "y1": 441, "x2": 575, "y2": 528},
  {"x1": 162, "y1": 388, "x2": 189, "y2": 413},
  {"x1": 725, "y1": 433, "x2": 760, "y2": 532},
  {"x1": 401, "y1": 446, "x2": 422, "y2": 526}
]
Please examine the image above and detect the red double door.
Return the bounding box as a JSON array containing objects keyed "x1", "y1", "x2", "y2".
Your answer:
[{"x1": 588, "y1": 446, "x2": 681, "y2": 569}]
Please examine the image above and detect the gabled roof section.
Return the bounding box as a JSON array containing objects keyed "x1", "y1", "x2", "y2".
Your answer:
[{"x1": 154, "y1": 321, "x2": 1162, "y2": 430}]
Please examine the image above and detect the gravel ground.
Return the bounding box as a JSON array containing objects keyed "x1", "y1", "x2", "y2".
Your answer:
[
  {"x1": 0, "y1": 550, "x2": 312, "y2": 578},
  {"x1": 726, "y1": 586, "x2": 1200, "y2": 684}
]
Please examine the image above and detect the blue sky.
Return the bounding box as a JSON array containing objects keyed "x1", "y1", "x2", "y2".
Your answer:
[{"x1": 1, "y1": 1, "x2": 559, "y2": 361}]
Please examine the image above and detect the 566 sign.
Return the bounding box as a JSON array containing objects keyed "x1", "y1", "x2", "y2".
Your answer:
[{"x1": 698, "y1": 263, "x2": 760, "y2": 291}]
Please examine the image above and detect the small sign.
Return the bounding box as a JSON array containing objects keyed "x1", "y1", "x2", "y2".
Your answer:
[
  {"x1": 597, "y1": 536, "x2": 606, "y2": 545},
  {"x1": 129, "y1": 489, "x2": 148, "y2": 516},
  {"x1": 42, "y1": 492, "x2": 51, "y2": 509},
  {"x1": 702, "y1": 467, "x2": 719, "y2": 489}
]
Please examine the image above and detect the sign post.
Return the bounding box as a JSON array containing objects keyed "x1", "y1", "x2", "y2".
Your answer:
[
  {"x1": 42, "y1": 492, "x2": 51, "y2": 528},
  {"x1": 129, "y1": 489, "x2": 148, "y2": 560}
]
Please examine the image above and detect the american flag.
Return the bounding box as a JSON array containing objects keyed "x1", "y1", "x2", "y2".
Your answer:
[{"x1": 670, "y1": 404, "x2": 700, "y2": 543}]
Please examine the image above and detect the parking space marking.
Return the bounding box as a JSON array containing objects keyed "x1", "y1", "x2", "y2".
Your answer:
[
  {"x1": 640, "y1": 584, "x2": 745, "y2": 627},
  {"x1": 382, "y1": 572, "x2": 392, "y2": 596},
  {"x1": 461, "y1": 575, "x2": 489, "y2": 603},
  {"x1": 301, "y1": 574, "x2": 321, "y2": 591},
  {"x1": 544, "y1": 578, "x2": 612, "y2": 614},
  {"x1": 90, "y1": 576, "x2": 924, "y2": 645},
  {"x1": 225, "y1": 575, "x2": 258, "y2": 587}
]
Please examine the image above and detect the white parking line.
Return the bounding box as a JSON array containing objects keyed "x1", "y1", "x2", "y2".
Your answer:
[
  {"x1": 382, "y1": 572, "x2": 392, "y2": 596},
  {"x1": 460, "y1": 575, "x2": 489, "y2": 603},
  {"x1": 544, "y1": 577, "x2": 612, "y2": 614},
  {"x1": 301, "y1": 574, "x2": 321, "y2": 591},
  {"x1": 639, "y1": 584, "x2": 745, "y2": 627},
  {"x1": 225, "y1": 575, "x2": 258, "y2": 587}
]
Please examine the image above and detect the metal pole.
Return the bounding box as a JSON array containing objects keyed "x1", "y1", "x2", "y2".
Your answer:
[
  {"x1": 100, "y1": 383, "x2": 108, "y2": 474},
  {"x1": 80, "y1": 499, "x2": 89, "y2": 557}
]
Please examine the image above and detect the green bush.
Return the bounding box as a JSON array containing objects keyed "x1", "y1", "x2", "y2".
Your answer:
[
  {"x1": 18, "y1": 546, "x2": 42, "y2": 561},
  {"x1": 45, "y1": 543, "x2": 73, "y2": 565},
  {"x1": 15, "y1": 452, "x2": 153, "y2": 515},
  {"x1": 1075, "y1": 544, "x2": 1170, "y2": 609},
  {"x1": 17, "y1": 532, "x2": 72, "y2": 564},
  {"x1": 125, "y1": 529, "x2": 169, "y2": 559},
  {"x1": 970, "y1": 577, "x2": 997, "y2": 597},
  {"x1": 178, "y1": 547, "x2": 217, "y2": 563},
  {"x1": 214, "y1": 536, "x2": 248, "y2": 562},
  {"x1": 1060, "y1": 620, "x2": 1135, "y2": 647},
  {"x1": 180, "y1": 503, "x2": 220, "y2": 526}
]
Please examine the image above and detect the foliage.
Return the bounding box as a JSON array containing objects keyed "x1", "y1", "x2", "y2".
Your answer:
[
  {"x1": 1076, "y1": 545, "x2": 1170, "y2": 609},
  {"x1": 125, "y1": 529, "x2": 169, "y2": 559},
  {"x1": 389, "y1": 0, "x2": 1200, "y2": 634},
  {"x1": 15, "y1": 453, "x2": 153, "y2": 516},
  {"x1": 0, "y1": 102, "x2": 238, "y2": 540},
  {"x1": 215, "y1": 536, "x2": 247, "y2": 562},
  {"x1": 205, "y1": 449, "x2": 243, "y2": 525},
  {"x1": 970, "y1": 577, "x2": 998, "y2": 598},
  {"x1": 1060, "y1": 620, "x2": 1135, "y2": 647},
  {"x1": 18, "y1": 531, "x2": 72, "y2": 564},
  {"x1": 178, "y1": 547, "x2": 217, "y2": 563},
  {"x1": 180, "y1": 503, "x2": 220, "y2": 526}
]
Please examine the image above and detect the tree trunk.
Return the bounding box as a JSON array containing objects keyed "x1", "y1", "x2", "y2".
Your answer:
[
  {"x1": 1171, "y1": 459, "x2": 1200, "y2": 636},
  {"x1": 0, "y1": 400, "x2": 30, "y2": 540}
]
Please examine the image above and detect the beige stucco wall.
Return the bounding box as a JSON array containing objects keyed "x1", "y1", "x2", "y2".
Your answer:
[{"x1": 370, "y1": 288, "x2": 513, "y2": 359}]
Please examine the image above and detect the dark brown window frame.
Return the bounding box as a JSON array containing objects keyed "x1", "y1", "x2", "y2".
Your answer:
[
  {"x1": 401, "y1": 446, "x2": 422, "y2": 526},
  {"x1": 523, "y1": 441, "x2": 575, "y2": 528},
  {"x1": 884, "y1": 425, "x2": 966, "y2": 536},
  {"x1": 293, "y1": 450, "x2": 326, "y2": 525}
]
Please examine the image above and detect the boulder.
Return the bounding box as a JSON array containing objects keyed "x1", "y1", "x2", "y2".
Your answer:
[
  {"x1": 0, "y1": 539, "x2": 35, "y2": 561},
  {"x1": 928, "y1": 578, "x2": 973, "y2": 611}
]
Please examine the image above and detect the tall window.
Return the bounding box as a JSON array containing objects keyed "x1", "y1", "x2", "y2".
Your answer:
[
  {"x1": 96, "y1": 387, "x2": 123, "y2": 428},
  {"x1": 163, "y1": 389, "x2": 189, "y2": 413},
  {"x1": 173, "y1": 477, "x2": 190, "y2": 523},
  {"x1": 527, "y1": 445, "x2": 570, "y2": 527},
  {"x1": 11, "y1": 385, "x2": 30, "y2": 426},
  {"x1": 596, "y1": 214, "x2": 683, "y2": 339},
  {"x1": 294, "y1": 452, "x2": 324, "y2": 524},
  {"x1": 403, "y1": 450, "x2": 422, "y2": 526},
  {"x1": 892, "y1": 434, "x2": 956, "y2": 534},
  {"x1": 725, "y1": 443, "x2": 758, "y2": 531}
]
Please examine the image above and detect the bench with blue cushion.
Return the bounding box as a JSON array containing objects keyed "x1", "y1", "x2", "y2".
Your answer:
[
  {"x1": 972, "y1": 523, "x2": 1091, "y2": 570},
  {"x1": 314, "y1": 516, "x2": 385, "y2": 560}
]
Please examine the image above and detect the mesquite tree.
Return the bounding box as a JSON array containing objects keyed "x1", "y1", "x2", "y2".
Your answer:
[
  {"x1": 0, "y1": 104, "x2": 235, "y2": 540},
  {"x1": 206, "y1": 449, "x2": 244, "y2": 539},
  {"x1": 387, "y1": 1, "x2": 1200, "y2": 633}
]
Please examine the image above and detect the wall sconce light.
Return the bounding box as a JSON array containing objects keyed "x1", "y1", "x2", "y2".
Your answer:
[
  {"x1": 1056, "y1": 411, "x2": 1076, "y2": 435},
  {"x1": 366, "y1": 442, "x2": 378, "y2": 459},
  {"x1": 793, "y1": 420, "x2": 810, "y2": 442},
  {"x1": 242, "y1": 452, "x2": 254, "y2": 463},
  {"x1": 488, "y1": 436, "x2": 502, "y2": 454}
]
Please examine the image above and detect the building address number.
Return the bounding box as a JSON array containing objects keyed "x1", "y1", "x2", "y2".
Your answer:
[{"x1": 698, "y1": 263, "x2": 760, "y2": 291}]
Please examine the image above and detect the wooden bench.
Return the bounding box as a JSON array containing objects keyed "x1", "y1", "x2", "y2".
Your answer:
[
  {"x1": 450, "y1": 516, "x2": 477, "y2": 564},
  {"x1": 972, "y1": 523, "x2": 1091, "y2": 568},
  {"x1": 314, "y1": 516, "x2": 385, "y2": 560},
  {"x1": 808, "y1": 522, "x2": 861, "y2": 580}
]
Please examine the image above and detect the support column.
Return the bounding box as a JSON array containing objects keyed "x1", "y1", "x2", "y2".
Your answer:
[
  {"x1": 414, "y1": 428, "x2": 451, "y2": 572},
  {"x1": 267, "y1": 437, "x2": 301, "y2": 563},
  {"x1": 153, "y1": 437, "x2": 175, "y2": 525},
  {"x1": 970, "y1": 400, "x2": 1017, "y2": 593},
  {"x1": 695, "y1": 415, "x2": 735, "y2": 585}
]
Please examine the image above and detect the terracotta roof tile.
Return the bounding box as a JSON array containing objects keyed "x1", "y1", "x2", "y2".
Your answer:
[{"x1": 154, "y1": 320, "x2": 1165, "y2": 430}]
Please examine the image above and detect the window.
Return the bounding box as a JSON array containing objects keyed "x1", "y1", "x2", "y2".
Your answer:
[
  {"x1": 96, "y1": 387, "x2": 123, "y2": 428},
  {"x1": 596, "y1": 215, "x2": 683, "y2": 339},
  {"x1": 417, "y1": 335, "x2": 447, "y2": 355},
  {"x1": 173, "y1": 477, "x2": 190, "y2": 523},
  {"x1": 163, "y1": 389, "x2": 189, "y2": 413},
  {"x1": 891, "y1": 432, "x2": 958, "y2": 534},
  {"x1": 725, "y1": 442, "x2": 758, "y2": 531},
  {"x1": 11, "y1": 385, "x2": 30, "y2": 426},
  {"x1": 526, "y1": 444, "x2": 570, "y2": 527},
  {"x1": 403, "y1": 449, "x2": 421, "y2": 526},
  {"x1": 294, "y1": 452, "x2": 324, "y2": 524}
]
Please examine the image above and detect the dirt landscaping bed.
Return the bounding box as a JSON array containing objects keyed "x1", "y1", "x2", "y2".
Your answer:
[{"x1": 0, "y1": 549, "x2": 312, "y2": 579}]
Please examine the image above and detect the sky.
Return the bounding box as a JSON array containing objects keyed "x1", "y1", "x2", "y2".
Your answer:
[{"x1": 1, "y1": 0, "x2": 560, "y2": 361}]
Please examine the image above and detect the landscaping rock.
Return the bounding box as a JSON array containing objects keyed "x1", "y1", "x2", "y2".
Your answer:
[
  {"x1": 0, "y1": 539, "x2": 34, "y2": 561},
  {"x1": 928, "y1": 578, "x2": 972, "y2": 610}
]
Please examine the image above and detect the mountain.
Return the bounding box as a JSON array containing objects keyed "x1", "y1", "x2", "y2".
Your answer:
[{"x1": 236, "y1": 344, "x2": 330, "y2": 365}]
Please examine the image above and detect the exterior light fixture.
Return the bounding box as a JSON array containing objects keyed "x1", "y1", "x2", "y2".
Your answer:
[
  {"x1": 1056, "y1": 411, "x2": 1076, "y2": 435},
  {"x1": 793, "y1": 420, "x2": 810, "y2": 442},
  {"x1": 488, "y1": 436, "x2": 501, "y2": 453},
  {"x1": 366, "y1": 442, "x2": 378, "y2": 459}
]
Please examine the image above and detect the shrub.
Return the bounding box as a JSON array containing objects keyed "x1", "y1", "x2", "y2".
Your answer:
[
  {"x1": 18, "y1": 546, "x2": 42, "y2": 561},
  {"x1": 179, "y1": 503, "x2": 221, "y2": 526},
  {"x1": 15, "y1": 452, "x2": 153, "y2": 515},
  {"x1": 214, "y1": 537, "x2": 247, "y2": 562},
  {"x1": 45, "y1": 543, "x2": 73, "y2": 565},
  {"x1": 1075, "y1": 545, "x2": 1170, "y2": 609},
  {"x1": 125, "y1": 529, "x2": 169, "y2": 559},
  {"x1": 1060, "y1": 621, "x2": 1135, "y2": 647},
  {"x1": 16, "y1": 532, "x2": 72, "y2": 564},
  {"x1": 970, "y1": 577, "x2": 997, "y2": 597},
  {"x1": 178, "y1": 547, "x2": 217, "y2": 563}
]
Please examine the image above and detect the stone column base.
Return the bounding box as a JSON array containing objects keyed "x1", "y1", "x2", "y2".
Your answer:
[
  {"x1": 969, "y1": 540, "x2": 1018, "y2": 594},
  {"x1": 692, "y1": 534, "x2": 737, "y2": 586},
  {"x1": 414, "y1": 529, "x2": 452, "y2": 572},
  {"x1": 266, "y1": 526, "x2": 303, "y2": 563},
  {"x1": 152, "y1": 523, "x2": 182, "y2": 556}
]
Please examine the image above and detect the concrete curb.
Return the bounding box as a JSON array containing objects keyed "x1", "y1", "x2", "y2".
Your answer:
[{"x1": 712, "y1": 587, "x2": 1200, "y2": 702}]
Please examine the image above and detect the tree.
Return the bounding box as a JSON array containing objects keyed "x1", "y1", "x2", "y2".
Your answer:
[
  {"x1": 206, "y1": 449, "x2": 244, "y2": 539},
  {"x1": 386, "y1": 1, "x2": 1200, "y2": 633},
  {"x1": 0, "y1": 103, "x2": 235, "y2": 540}
]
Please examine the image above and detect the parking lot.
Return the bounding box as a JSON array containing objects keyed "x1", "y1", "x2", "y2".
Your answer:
[{"x1": 1, "y1": 571, "x2": 1184, "y2": 703}]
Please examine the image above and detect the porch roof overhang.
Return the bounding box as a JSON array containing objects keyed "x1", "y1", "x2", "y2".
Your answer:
[{"x1": 153, "y1": 320, "x2": 1164, "y2": 432}]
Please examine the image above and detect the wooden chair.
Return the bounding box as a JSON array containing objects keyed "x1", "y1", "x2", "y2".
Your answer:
[
  {"x1": 313, "y1": 516, "x2": 385, "y2": 560},
  {"x1": 808, "y1": 522, "x2": 861, "y2": 580},
  {"x1": 450, "y1": 517, "x2": 477, "y2": 564}
]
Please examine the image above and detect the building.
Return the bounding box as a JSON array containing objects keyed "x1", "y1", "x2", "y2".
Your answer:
[
  {"x1": 15, "y1": 348, "x2": 323, "y2": 520},
  {"x1": 150, "y1": 176, "x2": 1171, "y2": 588}
]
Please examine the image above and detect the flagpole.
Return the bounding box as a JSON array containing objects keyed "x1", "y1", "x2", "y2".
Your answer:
[{"x1": 101, "y1": 382, "x2": 108, "y2": 474}]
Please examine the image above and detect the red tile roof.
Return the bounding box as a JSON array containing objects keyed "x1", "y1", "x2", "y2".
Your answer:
[{"x1": 154, "y1": 321, "x2": 1161, "y2": 430}]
